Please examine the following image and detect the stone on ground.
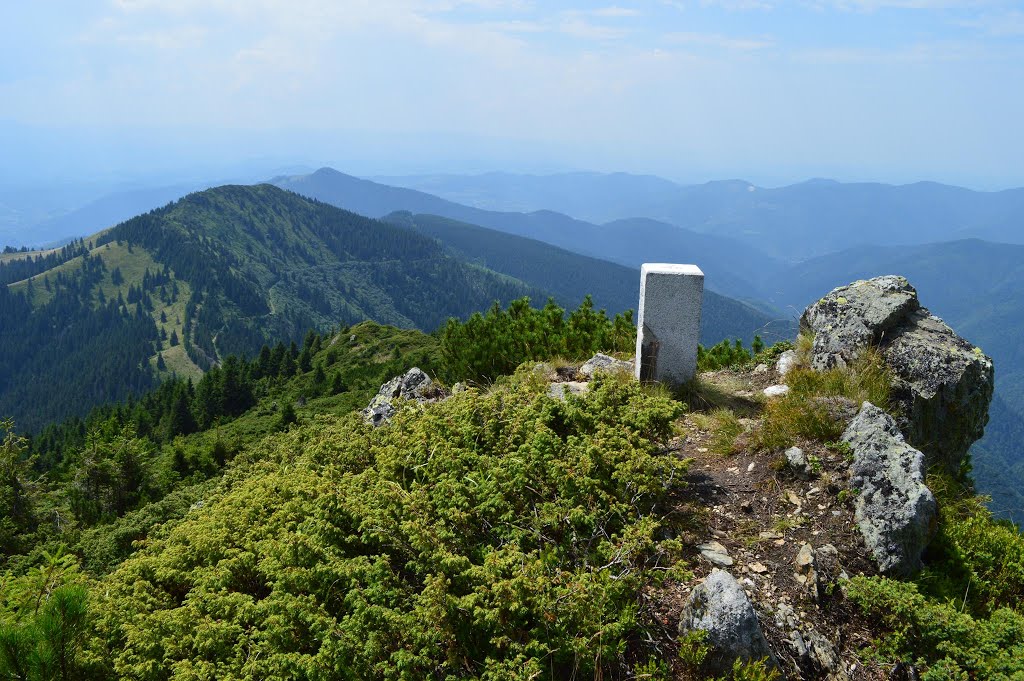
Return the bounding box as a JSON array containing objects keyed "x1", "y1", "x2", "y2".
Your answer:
[
  {"x1": 681, "y1": 568, "x2": 778, "y2": 675},
  {"x1": 363, "y1": 368, "x2": 447, "y2": 427},
  {"x1": 579, "y1": 353, "x2": 634, "y2": 378},
  {"x1": 842, "y1": 402, "x2": 937, "y2": 576}
]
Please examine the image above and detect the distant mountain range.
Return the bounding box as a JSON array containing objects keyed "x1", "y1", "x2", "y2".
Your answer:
[
  {"x1": 0, "y1": 183, "x2": 777, "y2": 431},
  {"x1": 273, "y1": 168, "x2": 779, "y2": 303},
  {"x1": 378, "y1": 171, "x2": 1024, "y2": 259},
  {"x1": 4, "y1": 167, "x2": 1024, "y2": 517}
]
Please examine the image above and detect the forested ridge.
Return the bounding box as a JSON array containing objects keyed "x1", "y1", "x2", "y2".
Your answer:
[
  {"x1": 2, "y1": 183, "x2": 782, "y2": 434},
  {"x1": 0, "y1": 185, "x2": 549, "y2": 431}
]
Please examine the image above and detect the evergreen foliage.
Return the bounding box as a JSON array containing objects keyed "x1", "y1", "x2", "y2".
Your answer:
[
  {"x1": 90, "y1": 372, "x2": 686, "y2": 679},
  {"x1": 440, "y1": 296, "x2": 636, "y2": 383}
]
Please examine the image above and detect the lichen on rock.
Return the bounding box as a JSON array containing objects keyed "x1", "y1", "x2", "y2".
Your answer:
[
  {"x1": 800, "y1": 275, "x2": 993, "y2": 472},
  {"x1": 842, "y1": 402, "x2": 937, "y2": 577}
]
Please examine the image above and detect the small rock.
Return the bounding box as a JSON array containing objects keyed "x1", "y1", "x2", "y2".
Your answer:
[
  {"x1": 579, "y1": 353, "x2": 634, "y2": 378},
  {"x1": 795, "y1": 543, "x2": 815, "y2": 572},
  {"x1": 763, "y1": 384, "x2": 790, "y2": 397},
  {"x1": 547, "y1": 381, "x2": 590, "y2": 400},
  {"x1": 785, "y1": 446, "x2": 815, "y2": 479},
  {"x1": 680, "y1": 569, "x2": 779, "y2": 675},
  {"x1": 748, "y1": 562, "x2": 768, "y2": 573},
  {"x1": 698, "y1": 541, "x2": 734, "y2": 567},
  {"x1": 753, "y1": 363, "x2": 769, "y2": 375},
  {"x1": 776, "y1": 349, "x2": 799, "y2": 377},
  {"x1": 759, "y1": 531, "x2": 782, "y2": 540},
  {"x1": 747, "y1": 462, "x2": 756, "y2": 472}
]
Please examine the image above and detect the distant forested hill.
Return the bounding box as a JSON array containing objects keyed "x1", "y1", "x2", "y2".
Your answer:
[
  {"x1": 387, "y1": 212, "x2": 791, "y2": 345},
  {"x1": 0, "y1": 185, "x2": 545, "y2": 430}
]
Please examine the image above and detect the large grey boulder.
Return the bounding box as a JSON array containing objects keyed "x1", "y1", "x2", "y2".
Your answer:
[
  {"x1": 363, "y1": 368, "x2": 446, "y2": 427},
  {"x1": 842, "y1": 403, "x2": 937, "y2": 577},
  {"x1": 680, "y1": 569, "x2": 778, "y2": 675},
  {"x1": 800, "y1": 275, "x2": 993, "y2": 472},
  {"x1": 800, "y1": 275, "x2": 919, "y2": 371},
  {"x1": 882, "y1": 310, "x2": 994, "y2": 471}
]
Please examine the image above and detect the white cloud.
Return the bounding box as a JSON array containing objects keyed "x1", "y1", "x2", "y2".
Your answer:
[
  {"x1": 959, "y1": 10, "x2": 1024, "y2": 36},
  {"x1": 558, "y1": 17, "x2": 634, "y2": 40},
  {"x1": 590, "y1": 6, "x2": 642, "y2": 17},
  {"x1": 665, "y1": 31, "x2": 774, "y2": 50}
]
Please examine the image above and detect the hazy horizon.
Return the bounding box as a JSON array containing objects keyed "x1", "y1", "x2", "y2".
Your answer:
[{"x1": 3, "y1": 1, "x2": 1024, "y2": 191}]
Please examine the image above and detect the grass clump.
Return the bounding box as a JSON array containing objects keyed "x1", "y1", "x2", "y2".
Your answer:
[
  {"x1": 752, "y1": 394, "x2": 845, "y2": 451},
  {"x1": 691, "y1": 408, "x2": 744, "y2": 455},
  {"x1": 752, "y1": 348, "x2": 892, "y2": 451},
  {"x1": 785, "y1": 347, "x2": 891, "y2": 409}
]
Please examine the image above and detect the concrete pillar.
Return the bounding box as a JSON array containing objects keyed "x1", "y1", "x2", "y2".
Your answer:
[{"x1": 634, "y1": 263, "x2": 704, "y2": 386}]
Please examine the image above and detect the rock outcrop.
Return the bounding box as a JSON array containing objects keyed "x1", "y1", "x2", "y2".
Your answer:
[
  {"x1": 578, "y1": 353, "x2": 634, "y2": 378},
  {"x1": 800, "y1": 275, "x2": 993, "y2": 471},
  {"x1": 842, "y1": 402, "x2": 937, "y2": 576},
  {"x1": 363, "y1": 368, "x2": 447, "y2": 427},
  {"x1": 800, "y1": 275, "x2": 920, "y2": 371},
  {"x1": 680, "y1": 569, "x2": 778, "y2": 675}
]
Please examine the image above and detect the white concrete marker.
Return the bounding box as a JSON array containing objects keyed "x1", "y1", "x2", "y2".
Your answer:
[{"x1": 634, "y1": 263, "x2": 704, "y2": 386}]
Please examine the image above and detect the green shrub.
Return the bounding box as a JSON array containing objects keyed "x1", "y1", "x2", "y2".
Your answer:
[
  {"x1": 440, "y1": 296, "x2": 635, "y2": 384},
  {"x1": 846, "y1": 576, "x2": 1024, "y2": 680},
  {"x1": 696, "y1": 337, "x2": 777, "y2": 372},
  {"x1": 918, "y1": 476, "x2": 1024, "y2": 615},
  {"x1": 92, "y1": 372, "x2": 690, "y2": 679}
]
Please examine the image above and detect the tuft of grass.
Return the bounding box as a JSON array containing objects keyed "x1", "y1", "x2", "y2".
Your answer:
[
  {"x1": 752, "y1": 393, "x2": 846, "y2": 451},
  {"x1": 794, "y1": 332, "x2": 814, "y2": 366},
  {"x1": 752, "y1": 348, "x2": 892, "y2": 451},
  {"x1": 785, "y1": 347, "x2": 891, "y2": 409},
  {"x1": 691, "y1": 408, "x2": 743, "y2": 455}
]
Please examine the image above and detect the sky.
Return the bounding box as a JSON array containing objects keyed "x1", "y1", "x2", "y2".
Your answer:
[{"x1": 2, "y1": 0, "x2": 1024, "y2": 188}]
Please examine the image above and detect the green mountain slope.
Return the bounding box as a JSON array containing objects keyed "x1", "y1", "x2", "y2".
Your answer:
[
  {"x1": 0, "y1": 185, "x2": 545, "y2": 430},
  {"x1": 387, "y1": 211, "x2": 793, "y2": 346}
]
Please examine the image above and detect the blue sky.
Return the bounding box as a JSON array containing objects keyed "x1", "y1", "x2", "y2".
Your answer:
[{"x1": 2, "y1": 1, "x2": 1023, "y2": 187}]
